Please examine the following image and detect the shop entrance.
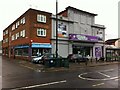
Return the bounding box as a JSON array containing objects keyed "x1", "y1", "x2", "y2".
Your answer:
[{"x1": 73, "y1": 46, "x2": 91, "y2": 56}]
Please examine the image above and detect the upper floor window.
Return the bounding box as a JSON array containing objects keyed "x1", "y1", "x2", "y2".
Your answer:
[
  {"x1": 22, "y1": 30, "x2": 25, "y2": 37},
  {"x1": 5, "y1": 30, "x2": 8, "y2": 35},
  {"x1": 3, "y1": 32, "x2": 6, "y2": 36},
  {"x1": 20, "y1": 30, "x2": 25, "y2": 37},
  {"x1": 22, "y1": 17, "x2": 25, "y2": 24},
  {"x1": 5, "y1": 38, "x2": 8, "y2": 43},
  {"x1": 37, "y1": 28, "x2": 46, "y2": 37},
  {"x1": 37, "y1": 14, "x2": 46, "y2": 23},
  {"x1": 97, "y1": 31, "x2": 103, "y2": 34},
  {"x1": 15, "y1": 33, "x2": 18, "y2": 40},
  {"x1": 3, "y1": 39, "x2": 5, "y2": 43},
  {"x1": 21, "y1": 17, "x2": 25, "y2": 24},
  {"x1": 12, "y1": 35, "x2": 14, "y2": 41},
  {"x1": 15, "y1": 32, "x2": 20, "y2": 40},
  {"x1": 16, "y1": 22, "x2": 18, "y2": 28},
  {"x1": 16, "y1": 21, "x2": 20, "y2": 28},
  {"x1": 12, "y1": 24, "x2": 15, "y2": 30},
  {"x1": 17, "y1": 21, "x2": 20, "y2": 26}
]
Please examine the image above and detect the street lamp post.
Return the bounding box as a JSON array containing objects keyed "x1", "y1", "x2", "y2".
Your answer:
[
  {"x1": 56, "y1": 0, "x2": 58, "y2": 58},
  {"x1": 29, "y1": 39, "x2": 33, "y2": 61}
]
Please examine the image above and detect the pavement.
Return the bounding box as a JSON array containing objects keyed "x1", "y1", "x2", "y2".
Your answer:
[{"x1": 7, "y1": 57, "x2": 119, "y2": 73}]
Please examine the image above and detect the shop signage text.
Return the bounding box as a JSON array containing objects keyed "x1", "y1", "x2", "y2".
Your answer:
[{"x1": 69, "y1": 34, "x2": 98, "y2": 42}]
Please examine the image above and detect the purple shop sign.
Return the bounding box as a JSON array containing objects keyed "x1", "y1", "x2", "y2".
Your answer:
[{"x1": 69, "y1": 34, "x2": 98, "y2": 42}]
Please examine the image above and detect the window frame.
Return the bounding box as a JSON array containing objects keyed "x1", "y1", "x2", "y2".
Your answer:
[
  {"x1": 37, "y1": 14, "x2": 46, "y2": 23},
  {"x1": 12, "y1": 35, "x2": 15, "y2": 41},
  {"x1": 37, "y1": 28, "x2": 46, "y2": 37}
]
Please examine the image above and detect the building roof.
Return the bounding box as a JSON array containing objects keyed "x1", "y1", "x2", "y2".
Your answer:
[
  {"x1": 3, "y1": 8, "x2": 52, "y2": 32},
  {"x1": 91, "y1": 24, "x2": 106, "y2": 29},
  {"x1": 105, "y1": 38, "x2": 119, "y2": 44},
  {"x1": 59, "y1": 6, "x2": 97, "y2": 16}
]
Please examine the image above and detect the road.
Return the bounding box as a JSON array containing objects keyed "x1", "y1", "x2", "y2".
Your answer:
[{"x1": 2, "y1": 56, "x2": 119, "y2": 89}]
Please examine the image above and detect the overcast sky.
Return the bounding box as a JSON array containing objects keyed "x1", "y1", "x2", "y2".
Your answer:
[{"x1": 0, "y1": 0, "x2": 119, "y2": 41}]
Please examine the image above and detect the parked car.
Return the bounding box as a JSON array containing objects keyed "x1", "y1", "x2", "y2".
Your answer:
[
  {"x1": 31, "y1": 55, "x2": 44, "y2": 64},
  {"x1": 67, "y1": 54, "x2": 89, "y2": 63},
  {"x1": 42, "y1": 53, "x2": 63, "y2": 64}
]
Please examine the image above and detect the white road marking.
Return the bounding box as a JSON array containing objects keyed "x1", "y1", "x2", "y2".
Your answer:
[
  {"x1": 92, "y1": 83, "x2": 104, "y2": 87},
  {"x1": 98, "y1": 72, "x2": 111, "y2": 78},
  {"x1": 115, "y1": 79, "x2": 119, "y2": 81},
  {"x1": 114, "y1": 76, "x2": 120, "y2": 81},
  {"x1": 102, "y1": 69, "x2": 114, "y2": 72},
  {"x1": 21, "y1": 65, "x2": 35, "y2": 70},
  {"x1": 78, "y1": 72, "x2": 119, "y2": 81},
  {"x1": 11, "y1": 80, "x2": 67, "y2": 90}
]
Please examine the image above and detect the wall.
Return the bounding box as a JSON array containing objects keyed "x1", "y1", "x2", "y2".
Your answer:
[
  {"x1": 29, "y1": 9, "x2": 52, "y2": 44},
  {"x1": 92, "y1": 26, "x2": 105, "y2": 41},
  {"x1": 67, "y1": 9, "x2": 95, "y2": 36},
  {"x1": 51, "y1": 15, "x2": 71, "y2": 57},
  {"x1": 51, "y1": 40, "x2": 69, "y2": 57}
]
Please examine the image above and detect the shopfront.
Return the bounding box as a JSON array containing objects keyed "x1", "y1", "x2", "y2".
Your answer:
[
  {"x1": 69, "y1": 34, "x2": 104, "y2": 58},
  {"x1": 31, "y1": 43, "x2": 52, "y2": 56},
  {"x1": 13, "y1": 43, "x2": 52, "y2": 59},
  {"x1": 72, "y1": 43, "x2": 93, "y2": 57}
]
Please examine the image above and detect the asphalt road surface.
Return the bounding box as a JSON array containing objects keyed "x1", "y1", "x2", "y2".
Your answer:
[{"x1": 2, "y1": 56, "x2": 119, "y2": 90}]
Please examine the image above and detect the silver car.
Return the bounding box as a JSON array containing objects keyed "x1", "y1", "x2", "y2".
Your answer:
[{"x1": 32, "y1": 55, "x2": 43, "y2": 64}]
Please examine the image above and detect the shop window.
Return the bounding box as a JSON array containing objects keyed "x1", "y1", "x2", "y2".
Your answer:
[
  {"x1": 32, "y1": 48, "x2": 38, "y2": 56},
  {"x1": 15, "y1": 49, "x2": 22, "y2": 55},
  {"x1": 22, "y1": 48, "x2": 28, "y2": 56},
  {"x1": 19, "y1": 49, "x2": 22, "y2": 55}
]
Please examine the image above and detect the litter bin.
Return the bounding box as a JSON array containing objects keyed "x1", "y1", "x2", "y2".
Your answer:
[
  {"x1": 60, "y1": 59, "x2": 64, "y2": 67},
  {"x1": 63, "y1": 58, "x2": 69, "y2": 68},
  {"x1": 44, "y1": 59, "x2": 49, "y2": 68},
  {"x1": 44, "y1": 59, "x2": 56, "y2": 68},
  {"x1": 61, "y1": 58, "x2": 69, "y2": 68},
  {"x1": 55, "y1": 58, "x2": 61, "y2": 67}
]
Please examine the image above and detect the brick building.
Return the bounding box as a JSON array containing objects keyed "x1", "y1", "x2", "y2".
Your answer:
[
  {"x1": 2, "y1": 6, "x2": 106, "y2": 60},
  {"x1": 2, "y1": 8, "x2": 52, "y2": 60}
]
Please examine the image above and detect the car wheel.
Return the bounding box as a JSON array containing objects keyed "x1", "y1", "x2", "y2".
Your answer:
[{"x1": 38, "y1": 60, "x2": 41, "y2": 64}]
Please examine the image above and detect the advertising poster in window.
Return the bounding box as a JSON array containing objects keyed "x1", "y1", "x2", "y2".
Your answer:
[
  {"x1": 95, "y1": 47, "x2": 102, "y2": 58},
  {"x1": 96, "y1": 31, "x2": 103, "y2": 40},
  {"x1": 58, "y1": 23, "x2": 67, "y2": 38}
]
